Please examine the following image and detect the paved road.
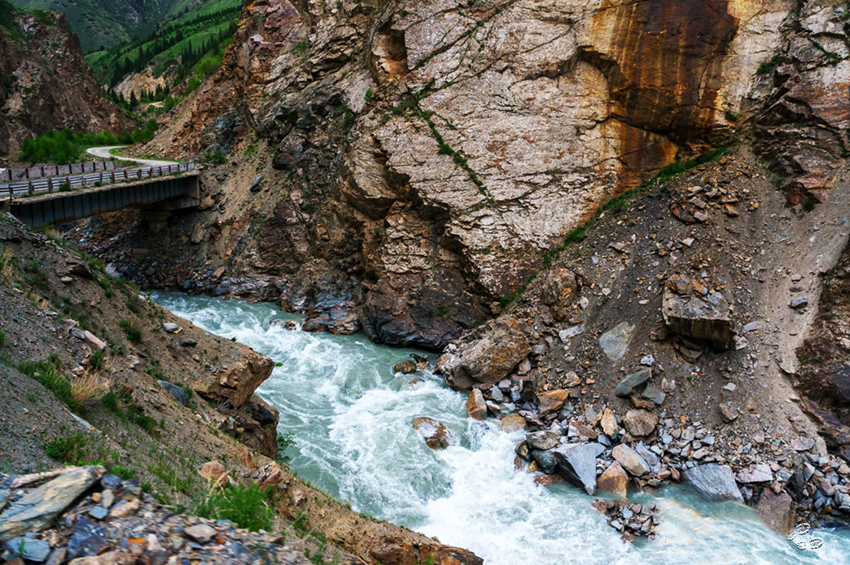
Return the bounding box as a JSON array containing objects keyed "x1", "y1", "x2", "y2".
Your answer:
[{"x1": 87, "y1": 146, "x2": 179, "y2": 167}]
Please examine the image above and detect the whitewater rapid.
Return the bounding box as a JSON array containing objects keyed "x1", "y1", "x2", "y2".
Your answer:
[{"x1": 153, "y1": 292, "x2": 850, "y2": 564}]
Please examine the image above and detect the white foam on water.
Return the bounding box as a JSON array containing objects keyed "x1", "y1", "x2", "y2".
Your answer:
[{"x1": 153, "y1": 292, "x2": 850, "y2": 565}]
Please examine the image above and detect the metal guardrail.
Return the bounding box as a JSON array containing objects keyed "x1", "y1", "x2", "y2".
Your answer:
[
  {"x1": 0, "y1": 160, "x2": 116, "y2": 182},
  {"x1": 0, "y1": 162, "x2": 196, "y2": 200}
]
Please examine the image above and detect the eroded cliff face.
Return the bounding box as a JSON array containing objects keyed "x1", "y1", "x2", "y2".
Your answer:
[
  {"x1": 112, "y1": 0, "x2": 797, "y2": 348},
  {"x1": 0, "y1": 10, "x2": 131, "y2": 162}
]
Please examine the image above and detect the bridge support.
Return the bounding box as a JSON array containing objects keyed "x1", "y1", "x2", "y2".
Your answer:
[{"x1": 139, "y1": 175, "x2": 201, "y2": 232}]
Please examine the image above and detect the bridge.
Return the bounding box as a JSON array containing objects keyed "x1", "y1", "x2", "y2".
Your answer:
[{"x1": 1, "y1": 160, "x2": 200, "y2": 229}]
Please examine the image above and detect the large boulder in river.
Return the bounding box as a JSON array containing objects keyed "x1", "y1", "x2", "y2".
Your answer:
[
  {"x1": 412, "y1": 417, "x2": 456, "y2": 450},
  {"x1": 682, "y1": 463, "x2": 743, "y2": 502},
  {"x1": 192, "y1": 346, "x2": 274, "y2": 408},
  {"x1": 553, "y1": 442, "x2": 605, "y2": 495},
  {"x1": 436, "y1": 317, "x2": 530, "y2": 390},
  {"x1": 597, "y1": 461, "x2": 628, "y2": 498},
  {"x1": 466, "y1": 389, "x2": 487, "y2": 420},
  {"x1": 756, "y1": 490, "x2": 795, "y2": 535},
  {"x1": 393, "y1": 360, "x2": 417, "y2": 374}
]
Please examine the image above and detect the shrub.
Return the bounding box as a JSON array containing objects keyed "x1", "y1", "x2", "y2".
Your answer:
[
  {"x1": 23, "y1": 261, "x2": 48, "y2": 289},
  {"x1": 120, "y1": 319, "x2": 142, "y2": 343},
  {"x1": 45, "y1": 432, "x2": 88, "y2": 464},
  {"x1": 203, "y1": 150, "x2": 227, "y2": 165},
  {"x1": 112, "y1": 465, "x2": 136, "y2": 479},
  {"x1": 90, "y1": 349, "x2": 106, "y2": 370},
  {"x1": 0, "y1": 330, "x2": 5, "y2": 345},
  {"x1": 194, "y1": 483, "x2": 274, "y2": 532}
]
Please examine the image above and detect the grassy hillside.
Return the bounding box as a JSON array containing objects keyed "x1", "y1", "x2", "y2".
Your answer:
[{"x1": 8, "y1": 0, "x2": 239, "y2": 52}]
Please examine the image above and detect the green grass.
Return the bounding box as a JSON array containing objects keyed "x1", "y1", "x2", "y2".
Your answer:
[
  {"x1": 18, "y1": 124, "x2": 158, "y2": 165},
  {"x1": 45, "y1": 432, "x2": 89, "y2": 464},
  {"x1": 19, "y1": 358, "x2": 79, "y2": 412},
  {"x1": 120, "y1": 319, "x2": 143, "y2": 344},
  {"x1": 194, "y1": 483, "x2": 274, "y2": 531}
]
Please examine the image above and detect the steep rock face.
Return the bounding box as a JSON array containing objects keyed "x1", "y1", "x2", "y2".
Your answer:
[
  {"x1": 0, "y1": 9, "x2": 131, "y2": 161},
  {"x1": 119, "y1": 0, "x2": 793, "y2": 348}
]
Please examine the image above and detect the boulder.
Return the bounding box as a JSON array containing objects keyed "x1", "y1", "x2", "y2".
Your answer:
[
  {"x1": 393, "y1": 360, "x2": 417, "y2": 374},
  {"x1": 199, "y1": 461, "x2": 227, "y2": 481},
  {"x1": 192, "y1": 346, "x2": 273, "y2": 408},
  {"x1": 67, "y1": 517, "x2": 109, "y2": 559},
  {"x1": 612, "y1": 444, "x2": 650, "y2": 476},
  {"x1": 438, "y1": 317, "x2": 530, "y2": 390},
  {"x1": 466, "y1": 389, "x2": 487, "y2": 420},
  {"x1": 162, "y1": 322, "x2": 179, "y2": 333},
  {"x1": 719, "y1": 402, "x2": 738, "y2": 422},
  {"x1": 526, "y1": 430, "x2": 561, "y2": 451},
  {"x1": 553, "y1": 442, "x2": 605, "y2": 495},
  {"x1": 597, "y1": 462, "x2": 629, "y2": 497},
  {"x1": 537, "y1": 389, "x2": 568, "y2": 417},
  {"x1": 183, "y1": 524, "x2": 217, "y2": 544},
  {"x1": 531, "y1": 449, "x2": 558, "y2": 474},
  {"x1": 83, "y1": 331, "x2": 106, "y2": 352},
  {"x1": 159, "y1": 381, "x2": 190, "y2": 407},
  {"x1": 622, "y1": 410, "x2": 658, "y2": 437},
  {"x1": 613, "y1": 368, "x2": 651, "y2": 397},
  {"x1": 499, "y1": 413, "x2": 527, "y2": 432},
  {"x1": 539, "y1": 268, "x2": 578, "y2": 308},
  {"x1": 412, "y1": 417, "x2": 456, "y2": 450},
  {"x1": 756, "y1": 490, "x2": 795, "y2": 535},
  {"x1": 641, "y1": 383, "x2": 666, "y2": 405},
  {"x1": 599, "y1": 322, "x2": 634, "y2": 361},
  {"x1": 662, "y1": 287, "x2": 733, "y2": 349},
  {"x1": 0, "y1": 466, "x2": 104, "y2": 542},
  {"x1": 682, "y1": 464, "x2": 743, "y2": 502}
]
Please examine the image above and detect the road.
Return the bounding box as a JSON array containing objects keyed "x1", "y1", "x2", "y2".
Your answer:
[{"x1": 86, "y1": 146, "x2": 178, "y2": 167}]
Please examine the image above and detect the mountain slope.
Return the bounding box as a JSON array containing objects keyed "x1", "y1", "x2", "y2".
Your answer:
[
  {"x1": 9, "y1": 0, "x2": 239, "y2": 52},
  {"x1": 0, "y1": 3, "x2": 132, "y2": 162}
]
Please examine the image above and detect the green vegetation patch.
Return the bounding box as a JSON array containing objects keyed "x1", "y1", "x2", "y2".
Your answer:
[
  {"x1": 19, "y1": 356, "x2": 79, "y2": 413},
  {"x1": 194, "y1": 483, "x2": 274, "y2": 532}
]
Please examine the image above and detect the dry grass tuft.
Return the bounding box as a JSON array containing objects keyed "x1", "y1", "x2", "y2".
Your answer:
[{"x1": 70, "y1": 374, "x2": 110, "y2": 408}]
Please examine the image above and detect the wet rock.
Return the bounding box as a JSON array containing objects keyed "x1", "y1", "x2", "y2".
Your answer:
[
  {"x1": 756, "y1": 490, "x2": 795, "y2": 535},
  {"x1": 622, "y1": 410, "x2": 658, "y2": 437},
  {"x1": 515, "y1": 441, "x2": 530, "y2": 460},
  {"x1": 537, "y1": 389, "x2": 568, "y2": 417},
  {"x1": 534, "y1": 474, "x2": 565, "y2": 486},
  {"x1": 412, "y1": 417, "x2": 456, "y2": 450},
  {"x1": 597, "y1": 462, "x2": 628, "y2": 497},
  {"x1": 159, "y1": 381, "x2": 190, "y2": 407},
  {"x1": 499, "y1": 413, "x2": 527, "y2": 432},
  {"x1": 5, "y1": 537, "x2": 51, "y2": 562},
  {"x1": 683, "y1": 464, "x2": 743, "y2": 502},
  {"x1": 466, "y1": 389, "x2": 487, "y2": 420},
  {"x1": 612, "y1": 445, "x2": 650, "y2": 477},
  {"x1": 393, "y1": 360, "x2": 417, "y2": 374},
  {"x1": 662, "y1": 287, "x2": 733, "y2": 349},
  {"x1": 0, "y1": 466, "x2": 104, "y2": 541},
  {"x1": 526, "y1": 431, "x2": 561, "y2": 451},
  {"x1": 531, "y1": 450, "x2": 559, "y2": 474},
  {"x1": 599, "y1": 322, "x2": 634, "y2": 361},
  {"x1": 613, "y1": 368, "x2": 651, "y2": 397},
  {"x1": 438, "y1": 318, "x2": 530, "y2": 390},
  {"x1": 553, "y1": 442, "x2": 605, "y2": 495},
  {"x1": 67, "y1": 517, "x2": 110, "y2": 559}
]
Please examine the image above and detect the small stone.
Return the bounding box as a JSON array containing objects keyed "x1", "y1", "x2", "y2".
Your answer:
[
  {"x1": 597, "y1": 461, "x2": 628, "y2": 497},
  {"x1": 600, "y1": 322, "x2": 635, "y2": 361},
  {"x1": 641, "y1": 384, "x2": 666, "y2": 405},
  {"x1": 736, "y1": 464, "x2": 772, "y2": 484},
  {"x1": 88, "y1": 506, "x2": 108, "y2": 520},
  {"x1": 100, "y1": 490, "x2": 114, "y2": 509},
  {"x1": 108, "y1": 498, "x2": 140, "y2": 518},
  {"x1": 622, "y1": 409, "x2": 658, "y2": 437},
  {"x1": 183, "y1": 524, "x2": 216, "y2": 544},
  {"x1": 499, "y1": 413, "x2": 528, "y2": 432},
  {"x1": 789, "y1": 297, "x2": 808, "y2": 309},
  {"x1": 526, "y1": 430, "x2": 561, "y2": 451},
  {"x1": 792, "y1": 438, "x2": 815, "y2": 452},
  {"x1": 158, "y1": 381, "x2": 190, "y2": 407},
  {"x1": 100, "y1": 475, "x2": 122, "y2": 490},
  {"x1": 612, "y1": 444, "x2": 651, "y2": 476},
  {"x1": 601, "y1": 409, "x2": 619, "y2": 436},
  {"x1": 722, "y1": 383, "x2": 736, "y2": 392},
  {"x1": 537, "y1": 389, "x2": 569, "y2": 416},
  {"x1": 6, "y1": 537, "x2": 51, "y2": 562},
  {"x1": 718, "y1": 403, "x2": 738, "y2": 423},
  {"x1": 199, "y1": 461, "x2": 227, "y2": 481},
  {"x1": 614, "y1": 368, "x2": 652, "y2": 397},
  {"x1": 162, "y1": 323, "x2": 179, "y2": 333}
]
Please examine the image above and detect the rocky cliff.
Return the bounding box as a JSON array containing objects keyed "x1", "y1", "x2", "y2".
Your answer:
[
  {"x1": 76, "y1": 0, "x2": 845, "y2": 358},
  {"x1": 0, "y1": 6, "x2": 131, "y2": 162}
]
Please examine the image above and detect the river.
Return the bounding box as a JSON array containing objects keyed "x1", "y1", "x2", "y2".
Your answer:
[{"x1": 152, "y1": 291, "x2": 850, "y2": 564}]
